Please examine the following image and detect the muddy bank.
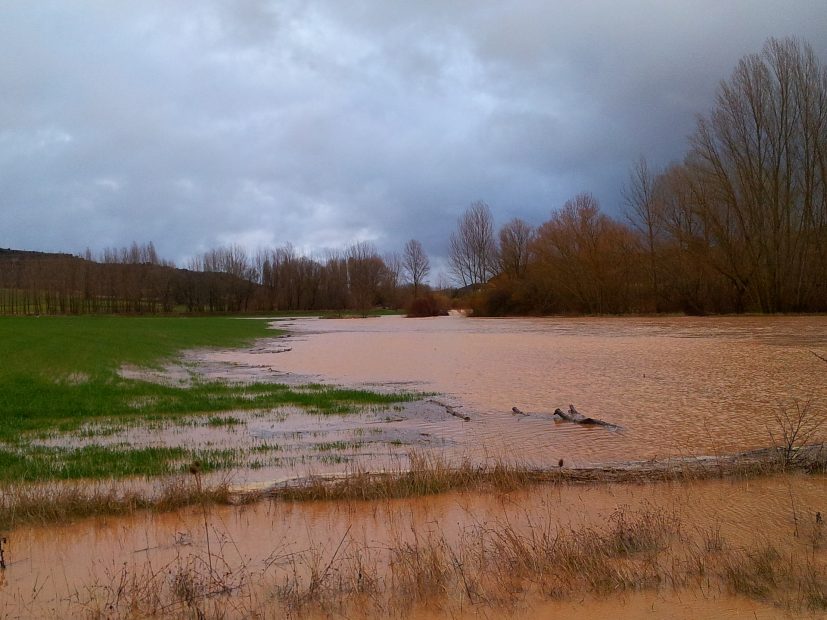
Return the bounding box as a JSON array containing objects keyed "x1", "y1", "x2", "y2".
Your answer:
[{"x1": 254, "y1": 444, "x2": 827, "y2": 504}]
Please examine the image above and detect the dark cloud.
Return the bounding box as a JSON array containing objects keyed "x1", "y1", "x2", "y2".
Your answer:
[{"x1": 2, "y1": 1, "x2": 826, "y2": 275}]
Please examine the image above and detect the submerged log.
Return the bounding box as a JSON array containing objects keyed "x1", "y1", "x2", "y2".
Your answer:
[
  {"x1": 553, "y1": 404, "x2": 605, "y2": 425},
  {"x1": 513, "y1": 404, "x2": 619, "y2": 429},
  {"x1": 429, "y1": 399, "x2": 471, "y2": 421},
  {"x1": 554, "y1": 404, "x2": 619, "y2": 428}
]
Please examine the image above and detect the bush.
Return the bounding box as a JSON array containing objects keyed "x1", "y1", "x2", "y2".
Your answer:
[{"x1": 406, "y1": 293, "x2": 450, "y2": 317}]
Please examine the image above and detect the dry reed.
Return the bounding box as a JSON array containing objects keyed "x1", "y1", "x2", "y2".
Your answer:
[
  {"x1": 56, "y1": 502, "x2": 827, "y2": 619},
  {"x1": 2, "y1": 443, "x2": 824, "y2": 531},
  {"x1": 0, "y1": 476, "x2": 232, "y2": 530},
  {"x1": 262, "y1": 445, "x2": 827, "y2": 505}
]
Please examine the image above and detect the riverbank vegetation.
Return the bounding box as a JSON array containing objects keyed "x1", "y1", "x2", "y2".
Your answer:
[
  {"x1": 3, "y1": 444, "x2": 824, "y2": 532},
  {"x1": 3, "y1": 449, "x2": 825, "y2": 616},
  {"x1": 458, "y1": 38, "x2": 827, "y2": 316},
  {"x1": 268, "y1": 446, "x2": 827, "y2": 504}
]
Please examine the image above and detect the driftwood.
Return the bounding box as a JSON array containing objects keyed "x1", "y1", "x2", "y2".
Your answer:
[
  {"x1": 429, "y1": 399, "x2": 471, "y2": 421},
  {"x1": 553, "y1": 404, "x2": 616, "y2": 427},
  {"x1": 512, "y1": 404, "x2": 620, "y2": 430}
]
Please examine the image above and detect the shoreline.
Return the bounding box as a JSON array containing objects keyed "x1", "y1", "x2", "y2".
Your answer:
[{"x1": 2, "y1": 443, "x2": 824, "y2": 532}]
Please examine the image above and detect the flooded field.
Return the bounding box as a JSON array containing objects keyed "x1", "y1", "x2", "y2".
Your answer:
[
  {"x1": 209, "y1": 314, "x2": 827, "y2": 471},
  {"x1": 28, "y1": 314, "x2": 826, "y2": 489},
  {"x1": 3, "y1": 473, "x2": 826, "y2": 618},
  {"x1": 2, "y1": 314, "x2": 827, "y2": 617}
]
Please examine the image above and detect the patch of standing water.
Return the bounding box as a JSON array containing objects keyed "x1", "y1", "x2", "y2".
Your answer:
[{"x1": 2, "y1": 473, "x2": 825, "y2": 618}]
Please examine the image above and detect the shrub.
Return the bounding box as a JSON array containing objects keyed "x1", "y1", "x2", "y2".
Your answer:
[{"x1": 406, "y1": 293, "x2": 450, "y2": 317}]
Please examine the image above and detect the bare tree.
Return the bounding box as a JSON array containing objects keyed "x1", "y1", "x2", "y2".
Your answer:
[
  {"x1": 688, "y1": 37, "x2": 827, "y2": 312},
  {"x1": 346, "y1": 241, "x2": 385, "y2": 315},
  {"x1": 623, "y1": 157, "x2": 664, "y2": 308},
  {"x1": 498, "y1": 218, "x2": 534, "y2": 279},
  {"x1": 402, "y1": 239, "x2": 431, "y2": 297},
  {"x1": 381, "y1": 251, "x2": 403, "y2": 307},
  {"x1": 531, "y1": 192, "x2": 637, "y2": 313},
  {"x1": 321, "y1": 250, "x2": 350, "y2": 311},
  {"x1": 449, "y1": 201, "x2": 498, "y2": 287}
]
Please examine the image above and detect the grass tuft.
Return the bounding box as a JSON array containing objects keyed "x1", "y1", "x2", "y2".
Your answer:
[{"x1": 0, "y1": 476, "x2": 232, "y2": 529}]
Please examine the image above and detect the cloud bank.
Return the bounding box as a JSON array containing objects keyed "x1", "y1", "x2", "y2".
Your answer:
[{"x1": 2, "y1": 1, "x2": 826, "y2": 270}]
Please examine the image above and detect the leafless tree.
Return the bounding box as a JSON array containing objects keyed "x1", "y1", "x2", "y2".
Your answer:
[
  {"x1": 531, "y1": 193, "x2": 637, "y2": 313},
  {"x1": 688, "y1": 37, "x2": 827, "y2": 312},
  {"x1": 498, "y1": 218, "x2": 534, "y2": 279},
  {"x1": 449, "y1": 201, "x2": 498, "y2": 287},
  {"x1": 381, "y1": 251, "x2": 403, "y2": 307},
  {"x1": 402, "y1": 239, "x2": 431, "y2": 297},
  {"x1": 624, "y1": 157, "x2": 665, "y2": 309},
  {"x1": 321, "y1": 250, "x2": 350, "y2": 311},
  {"x1": 346, "y1": 241, "x2": 385, "y2": 315}
]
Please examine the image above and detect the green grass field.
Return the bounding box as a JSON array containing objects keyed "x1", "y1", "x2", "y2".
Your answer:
[{"x1": 0, "y1": 316, "x2": 414, "y2": 481}]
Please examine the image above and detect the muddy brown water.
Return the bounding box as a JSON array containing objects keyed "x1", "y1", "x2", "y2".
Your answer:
[
  {"x1": 210, "y1": 314, "x2": 827, "y2": 469},
  {"x1": 2, "y1": 474, "x2": 826, "y2": 617},
  {"x1": 2, "y1": 315, "x2": 827, "y2": 617}
]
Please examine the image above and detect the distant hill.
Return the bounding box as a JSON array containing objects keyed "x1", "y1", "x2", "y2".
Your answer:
[{"x1": 0, "y1": 247, "x2": 76, "y2": 260}]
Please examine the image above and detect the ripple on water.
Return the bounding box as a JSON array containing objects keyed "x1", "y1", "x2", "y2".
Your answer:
[{"x1": 203, "y1": 314, "x2": 827, "y2": 470}]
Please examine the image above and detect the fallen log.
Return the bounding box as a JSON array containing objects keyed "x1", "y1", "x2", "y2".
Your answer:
[
  {"x1": 553, "y1": 404, "x2": 616, "y2": 426},
  {"x1": 429, "y1": 399, "x2": 471, "y2": 421},
  {"x1": 513, "y1": 404, "x2": 620, "y2": 430}
]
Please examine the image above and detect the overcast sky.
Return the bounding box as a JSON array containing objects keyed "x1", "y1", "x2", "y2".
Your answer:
[{"x1": 2, "y1": 1, "x2": 826, "y2": 274}]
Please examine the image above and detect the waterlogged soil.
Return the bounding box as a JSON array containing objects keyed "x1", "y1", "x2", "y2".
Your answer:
[
  {"x1": 1, "y1": 473, "x2": 825, "y2": 618},
  {"x1": 30, "y1": 400, "x2": 460, "y2": 490}
]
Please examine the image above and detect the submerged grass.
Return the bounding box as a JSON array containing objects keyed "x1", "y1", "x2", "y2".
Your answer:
[
  {"x1": 2, "y1": 447, "x2": 824, "y2": 530},
  {"x1": 266, "y1": 446, "x2": 827, "y2": 504},
  {"x1": 54, "y1": 498, "x2": 827, "y2": 619},
  {"x1": 3, "y1": 454, "x2": 827, "y2": 617},
  {"x1": 0, "y1": 445, "x2": 247, "y2": 483},
  {"x1": 0, "y1": 316, "x2": 417, "y2": 483},
  {"x1": 0, "y1": 316, "x2": 415, "y2": 442},
  {"x1": 273, "y1": 453, "x2": 545, "y2": 502},
  {"x1": 2, "y1": 379, "x2": 412, "y2": 440}
]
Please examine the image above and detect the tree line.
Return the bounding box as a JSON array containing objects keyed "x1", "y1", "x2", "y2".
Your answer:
[
  {"x1": 456, "y1": 38, "x2": 827, "y2": 315},
  {"x1": 2, "y1": 38, "x2": 825, "y2": 317},
  {"x1": 0, "y1": 239, "x2": 434, "y2": 316}
]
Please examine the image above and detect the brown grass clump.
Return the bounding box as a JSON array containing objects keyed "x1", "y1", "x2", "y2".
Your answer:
[
  {"x1": 270, "y1": 453, "x2": 542, "y2": 503},
  {"x1": 262, "y1": 446, "x2": 827, "y2": 506},
  {"x1": 721, "y1": 544, "x2": 784, "y2": 599},
  {"x1": 0, "y1": 476, "x2": 232, "y2": 530},
  {"x1": 719, "y1": 544, "x2": 827, "y2": 610}
]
